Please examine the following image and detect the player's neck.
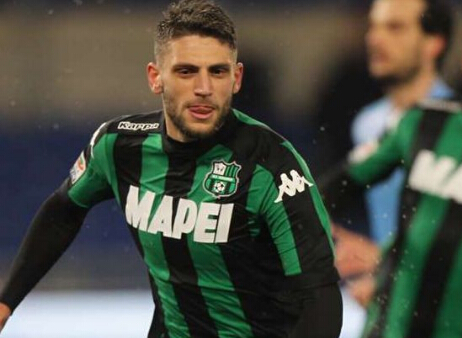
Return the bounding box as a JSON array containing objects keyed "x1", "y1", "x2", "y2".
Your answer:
[{"x1": 387, "y1": 69, "x2": 439, "y2": 111}]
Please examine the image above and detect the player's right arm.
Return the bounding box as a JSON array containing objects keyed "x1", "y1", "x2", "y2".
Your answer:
[
  {"x1": 319, "y1": 118, "x2": 408, "y2": 215},
  {"x1": 0, "y1": 124, "x2": 113, "y2": 332},
  {"x1": 318, "y1": 116, "x2": 412, "y2": 281},
  {"x1": 0, "y1": 179, "x2": 90, "y2": 332}
]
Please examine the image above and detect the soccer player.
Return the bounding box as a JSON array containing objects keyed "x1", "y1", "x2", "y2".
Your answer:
[
  {"x1": 321, "y1": 97, "x2": 462, "y2": 338},
  {"x1": 336, "y1": 0, "x2": 455, "y2": 316},
  {"x1": 0, "y1": 1, "x2": 342, "y2": 337},
  {"x1": 352, "y1": 0, "x2": 454, "y2": 245}
]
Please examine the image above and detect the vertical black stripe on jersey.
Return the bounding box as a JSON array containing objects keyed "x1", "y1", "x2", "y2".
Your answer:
[
  {"x1": 407, "y1": 201, "x2": 462, "y2": 338},
  {"x1": 218, "y1": 124, "x2": 291, "y2": 338},
  {"x1": 113, "y1": 134, "x2": 169, "y2": 338},
  {"x1": 161, "y1": 154, "x2": 218, "y2": 338},
  {"x1": 367, "y1": 109, "x2": 451, "y2": 338},
  {"x1": 148, "y1": 274, "x2": 170, "y2": 338}
]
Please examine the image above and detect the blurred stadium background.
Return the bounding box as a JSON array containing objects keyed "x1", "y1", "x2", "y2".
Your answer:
[{"x1": 1, "y1": 0, "x2": 461, "y2": 337}]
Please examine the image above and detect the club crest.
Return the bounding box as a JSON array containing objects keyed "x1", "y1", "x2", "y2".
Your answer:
[{"x1": 204, "y1": 160, "x2": 242, "y2": 198}]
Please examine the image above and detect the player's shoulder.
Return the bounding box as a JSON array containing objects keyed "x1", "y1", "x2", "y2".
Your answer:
[
  {"x1": 89, "y1": 111, "x2": 162, "y2": 144},
  {"x1": 351, "y1": 97, "x2": 391, "y2": 143},
  {"x1": 416, "y1": 98, "x2": 462, "y2": 115},
  {"x1": 231, "y1": 109, "x2": 302, "y2": 169},
  {"x1": 85, "y1": 111, "x2": 162, "y2": 155},
  {"x1": 394, "y1": 98, "x2": 462, "y2": 140},
  {"x1": 104, "y1": 110, "x2": 163, "y2": 134},
  {"x1": 232, "y1": 108, "x2": 288, "y2": 148},
  {"x1": 356, "y1": 97, "x2": 390, "y2": 120}
]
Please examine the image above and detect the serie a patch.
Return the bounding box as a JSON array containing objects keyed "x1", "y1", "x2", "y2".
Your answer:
[{"x1": 70, "y1": 151, "x2": 87, "y2": 184}]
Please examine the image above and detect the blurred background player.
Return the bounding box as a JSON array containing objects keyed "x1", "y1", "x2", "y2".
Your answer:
[
  {"x1": 352, "y1": 0, "x2": 454, "y2": 245},
  {"x1": 321, "y1": 94, "x2": 462, "y2": 337},
  {"x1": 330, "y1": 0, "x2": 456, "y2": 321}
]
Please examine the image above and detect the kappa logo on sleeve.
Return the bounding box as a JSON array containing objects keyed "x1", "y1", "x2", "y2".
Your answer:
[
  {"x1": 274, "y1": 170, "x2": 313, "y2": 203},
  {"x1": 70, "y1": 152, "x2": 87, "y2": 184}
]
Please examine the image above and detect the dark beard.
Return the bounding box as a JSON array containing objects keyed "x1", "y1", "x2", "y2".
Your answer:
[
  {"x1": 375, "y1": 63, "x2": 420, "y2": 90},
  {"x1": 163, "y1": 93, "x2": 232, "y2": 141}
]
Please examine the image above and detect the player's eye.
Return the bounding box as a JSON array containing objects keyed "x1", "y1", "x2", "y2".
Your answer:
[
  {"x1": 174, "y1": 66, "x2": 198, "y2": 76},
  {"x1": 177, "y1": 68, "x2": 192, "y2": 75},
  {"x1": 386, "y1": 21, "x2": 405, "y2": 33},
  {"x1": 210, "y1": 66, "x2": 230, "y2": 77}
]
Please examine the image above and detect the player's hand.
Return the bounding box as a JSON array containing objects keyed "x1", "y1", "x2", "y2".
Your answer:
[
  {"x1": 332, "y1": 224, "x2": 380, "y2": 278},
  {"x1": 347, "y1": 274, "x2": 376, "y2": 307},
  {"x1": 0, "y1": 303, "x2": 11, "y2": 333}
]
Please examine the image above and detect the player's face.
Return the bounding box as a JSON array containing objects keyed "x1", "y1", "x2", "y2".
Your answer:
[
  {"x1": 147, "y1": 35, "x2": 243, "y2": 142},
  {"x1": 366, "y1": 0, "x2": 427, "y2": 86}
]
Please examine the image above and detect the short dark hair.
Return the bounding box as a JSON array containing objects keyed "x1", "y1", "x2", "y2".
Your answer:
[
  {"x1": 155, "y1": 0, "x2": 237, "y2": 61},
  {"x1": 420, "y1": 0, "x2": 453, "y2": 68}
]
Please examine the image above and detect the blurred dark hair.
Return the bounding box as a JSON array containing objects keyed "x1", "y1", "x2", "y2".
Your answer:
[
  {"x1": 420, "y1": 0, "x2": 453, "y2": 68},
  {"x1": 155, "y1": 0, "x2": 237, "y2": 61}
]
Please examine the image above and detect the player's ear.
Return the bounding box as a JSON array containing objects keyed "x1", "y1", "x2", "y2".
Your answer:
[
  {"x1": 232, "y1": 62, "x2": 244, "y2": 94},
  {"x1": 424, "y1": 35, "x2": 445, "y2": 66},
  {"x1": 147, "y1": 62, "x2": 163, "y2": 94}
]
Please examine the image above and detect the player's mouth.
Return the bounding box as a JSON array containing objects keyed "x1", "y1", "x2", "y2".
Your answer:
[
  {"x1": 188, "y1": 105, "x2": 215, "y2": 120},
  {"x1": 368, "y1": 50, "x2": 389, "y2": 63}
]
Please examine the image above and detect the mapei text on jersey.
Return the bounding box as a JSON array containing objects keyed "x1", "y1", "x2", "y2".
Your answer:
[{"x1": 125, "y1": 185, "x2": 233, "y2": 243}]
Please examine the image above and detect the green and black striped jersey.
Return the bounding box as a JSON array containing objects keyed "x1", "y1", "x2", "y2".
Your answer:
[
  {"x1": 67, "y1": 108, "x2": 339, "y2": 338},
  {"x1": 327, "y1": 99, "x2": 462, "y2": 338}
]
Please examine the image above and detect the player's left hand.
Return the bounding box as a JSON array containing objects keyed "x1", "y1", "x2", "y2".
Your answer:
[
  {"x1": 332, "y1": 224, "x2": 380, "y2": 278},
  {"x1": 347, "y1": 274, "x2": 376, "y2": 307}
]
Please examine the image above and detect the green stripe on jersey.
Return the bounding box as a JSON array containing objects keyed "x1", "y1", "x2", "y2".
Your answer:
[
  {"x1": 227, "y1": 114, "x2": 309, "y2": 276},
  {"x1": 232, "y1": 109, "x2": 269, "y2": 128},
  {"x1": 348, "y1": 109, "x2": 422, "y2": 185},
  {"x1": 430, "y1": 114, "x2": 462, "y2": 337},
  {"x1": 396, "y1": 109, "x2": 423, "y2": 168},
  {"x1": 384, "y1": 196, "x2": 449, "y2": 338},
  {"x1": 245, "y1": 167, "x2": 270, "y2": 238},
  {"x1": 138, "y1": 134, "x2": 189, "y2": 337},
  {"x1": 434, "y1": 243, "x2": 462, "y2": 337},
  {"x1": 68, "y1": 133, "x2": 116, "y2": 207},
  {"x1": 384, "y1": 114, "x2": 462, "y2": 338},
  {"x1": 281, "y1": 141, "x2": 334, "y2": 251},
  {"x1": 256, "y1": 164, "x2": 302, "y2": 276},
  {"x1": 187, "y1": 145, "x2": 253, "y2": 338},
  {"x1": 362, "y1": 302, "x2": 381, "y2": 338}
]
